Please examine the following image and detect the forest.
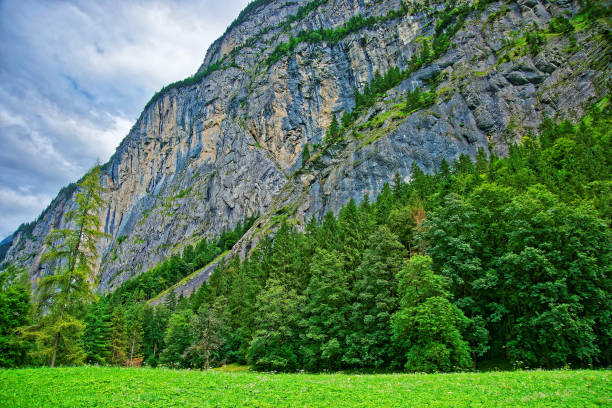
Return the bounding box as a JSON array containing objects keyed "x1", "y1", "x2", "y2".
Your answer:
[{"x1": 1, "y1": 99, "x2": 609, "y2": 372}]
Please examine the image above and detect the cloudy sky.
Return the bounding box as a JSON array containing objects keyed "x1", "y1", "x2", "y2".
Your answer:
[{"x1": 0, "y1": 0, "x2": 250, "y2": 239}]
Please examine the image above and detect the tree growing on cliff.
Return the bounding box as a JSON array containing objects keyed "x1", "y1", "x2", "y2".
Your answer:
[{"x1": 26, "y1": 166, "x2": 106, "y2": 367}]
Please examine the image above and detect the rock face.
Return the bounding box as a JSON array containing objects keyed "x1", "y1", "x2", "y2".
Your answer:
[{"x1": 3, "y1": 0, "x2": 608, "y2": 292}]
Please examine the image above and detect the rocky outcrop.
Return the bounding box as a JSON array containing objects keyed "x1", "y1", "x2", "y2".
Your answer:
[{"x1": 3, "y1": 0, "x2": 609, "y2": 293}]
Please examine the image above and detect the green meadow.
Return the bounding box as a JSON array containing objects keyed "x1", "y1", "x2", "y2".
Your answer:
[{"x1": 0, "y1": 366, "x2": 609, "y2": 407}]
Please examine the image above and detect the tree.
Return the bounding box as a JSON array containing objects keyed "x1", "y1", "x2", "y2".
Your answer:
[
  {"x1": 325, "y1": 114, "x2": 340, "y2": 144},
  {"x1": 302, "y1": 143, "x2": 310, "y2": 164},
  {"x1": 0, "y1": 265, "x2": 33, "y2": 367},
  {"x1": 82, "y1": 299, "x2": 111, "y2": 365},
  {"x1": 160, "y1": 309, "x2": 194, "y2": 368},
  {"x1": 344, "y1": 226, "x2": 407, "y2": 368},
  {"x1": 391, "y1": 256, "x2": 472, "y2": 373},
  {"x1": 125, "y1": 303, "x2": 144, "y2": 364},
  {"x1": 143, "y1": 305, "x2": 170, "y2": 367},
  {"x1": 302, "y1": 249, "x2": 350, "y2": 371},
  {"x1": 392, "y1": 296, "x2": 472, "y2": 372},
  {"x1": 186, "y1": 296, "x2": 229, "y2": 369},
  {"x1": 29, "y1": 166, "x2": 106, "y2": 367},
  {"x1": 110, "y1": 306, "x2": 127, "y2": 366},
  {"x1": 247, "y1": 278, "x2": 304, "y2": 371}
]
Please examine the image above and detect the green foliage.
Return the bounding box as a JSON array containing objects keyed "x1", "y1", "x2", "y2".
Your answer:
[
  {"x1": 110, "y1": 306, "x2": 127, "y2": 365},
  {"x1": 6, "y1": 101, "x2": 610, "y2": 374},
  {"x1": 323, "y1": 114, "x2": 340, "y2": 144},
  {"x1": 142, "y1": 304, "x2": 170, "y2": 367},
  {"x1": 301, "y1": 143, "x2": 310, "y2": 165},
  {"x1": 184, "y1": 296, "x2": 229, "y2": 369},
  {"x1": 393, "y1": 297, "x2": 472, "y2": 373},
  {"x1": 343, "y1": 226, "x2": 407, "y2": 369},
  {"x1": 189, "y1": 102, "x2": 611, "y2": 372},
  {"x1": 160, "y1": 309, "x2": 194, "y2": 368},
  {"x1": 302, "y1": 249, "x2": 350, "y2": 371},
  {"x1": 247, "y1": 279, "x2": 304, "y2": 371},
  {"x1": 0, "y1": 265, "x2": 33, "y2": 367},
  {"x1": 525, "y1": 28, "x2": 546, "y2": 55},
  {"x1": 392, "y1": 256, "x2": 472, "y2": 373},
  {"x1": 549, "y1": 15, "x2": 574, "y2": 34},
  {"x1": 82, "y1": 300, "x2": 111, "y2": 365}
]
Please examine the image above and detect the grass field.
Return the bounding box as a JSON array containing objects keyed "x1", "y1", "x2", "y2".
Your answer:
[{"x1": 0, "y1": 366, "x2": 609, "y2": 407}]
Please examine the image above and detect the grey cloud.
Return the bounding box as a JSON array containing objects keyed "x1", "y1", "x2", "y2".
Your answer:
[{"x1": 0, "y1": 0, "x2": 250, "y2": 238}]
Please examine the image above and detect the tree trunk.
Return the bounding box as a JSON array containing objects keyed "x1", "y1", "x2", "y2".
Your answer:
[
  {"x1": 50, "y1": 332, "x2": 60, "y2": 367},
  {"x1": 130, "y1": 337, "x2": 135, "y2": 363}
]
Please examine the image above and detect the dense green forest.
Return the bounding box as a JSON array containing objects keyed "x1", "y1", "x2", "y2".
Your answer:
[{"x1": 1, "y1": 99, "x2": 609, "y2": 372}]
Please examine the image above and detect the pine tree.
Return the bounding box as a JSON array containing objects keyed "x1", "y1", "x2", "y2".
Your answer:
[
  {"x1": 29, "y1": 166, "x2": 106, "y2": 367},
  {"x1": 302, "y1": 249, "x2": 350, "y2": 371},
  {"x1": 344, "y1": 226, "x2": 407, "y2": 368},
  {"x1": 82, "y1": 299, "x2": 111, "y2": 365},
  {"x1": 110, "y1": 306, "x2": 128, "y2": 366}
]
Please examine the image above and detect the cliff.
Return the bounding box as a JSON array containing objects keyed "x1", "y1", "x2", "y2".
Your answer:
[{"x1": 3, "y1": 0, "x2": 609, "y2": 294}]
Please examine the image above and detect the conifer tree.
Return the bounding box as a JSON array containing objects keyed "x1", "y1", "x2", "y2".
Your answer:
[
  {"x1": 110, "y1": 306, "x2": 128, "y2": 366},
  {"x1": 143, "y1": 305, "x2": 170, "y2": 367},
  {"x1": 302, "y1": 249, "x2": 350, "y2": 371},
  {"x1": 82, "y1": 299, "x2": 111, "y2": 365},
  {"x1": 344, "y1": 226, "x2": 407, "y2": 368},
  {"x1": 302, "y1": 143, "x2": 310, "y2": 164},
  {"x1": 325, "y1": 114, "x2": 340, "y2": 144},
  {"x1": 29, "y1": 166, "x2": 106, "y2": 367}
]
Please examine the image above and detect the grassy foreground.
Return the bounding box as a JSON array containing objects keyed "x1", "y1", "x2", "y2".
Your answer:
[{"x1": 0, "y1": 366, "x2": 609, "y2": 407}]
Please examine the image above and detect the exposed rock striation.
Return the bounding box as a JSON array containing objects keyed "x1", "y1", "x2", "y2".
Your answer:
[{"x1": 3, "y1": 0, "x2": 609, "y2": 293}]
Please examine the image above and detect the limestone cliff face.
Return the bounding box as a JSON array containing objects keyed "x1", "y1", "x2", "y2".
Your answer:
[{"x1": 3, "y1": 0, "x2": 608, "y2": 292}]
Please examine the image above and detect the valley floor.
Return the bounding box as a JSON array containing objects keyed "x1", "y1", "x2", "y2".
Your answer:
[{"x1": 0, "y1": 366, "x2": 610, "y2": 407}]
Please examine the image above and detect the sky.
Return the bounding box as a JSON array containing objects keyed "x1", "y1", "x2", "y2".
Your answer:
[{"x1": 0, "y1": 0, "x2": 250, "y2": 239}]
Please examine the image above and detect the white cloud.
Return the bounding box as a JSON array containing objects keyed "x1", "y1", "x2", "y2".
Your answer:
[
  {"x1": 0, "y1": 188, "x2": 54, "y2": 236},
  {"x1": 0, "y1": 0, "x2": 250, "y2": 238}
]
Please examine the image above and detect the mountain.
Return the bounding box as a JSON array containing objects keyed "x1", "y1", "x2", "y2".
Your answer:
[{"x1": 2, "y1": 0, "x2": 609, "y2": 294}]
